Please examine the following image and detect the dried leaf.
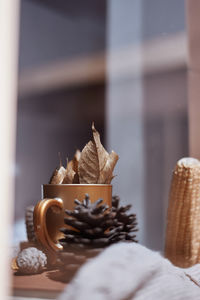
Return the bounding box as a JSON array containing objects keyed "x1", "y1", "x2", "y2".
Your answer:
[
  {"x1": 78, "y1": 124, "x2": 119, "y2": 184},
  {"x1": 49, "y1": 166, "x2": 66, "y2": 184},
  {"x1": 78, "y1": 140, "x2": 99, "y2": 183},
  {"x1": 72, "y1": 173, "x2": 79, "y2": 184},
  {"x1": 62, "y1": 161, "x2": 76, "y2": 184},
  {"x1": 92, "y1": 123, "x2": 109, "y2": 172},
  {"x1": 72, "y1": 150, "x2": 81, "y2": 183},
  {"x1": 99, "y1": 151, "x2": 119, "y2": 184},
  {"x1": 73, "y1": 150, "x2": 81, "y2": 174},
  {"x1": 62, "y1": 150, "x2": 81, "y2": 184}
]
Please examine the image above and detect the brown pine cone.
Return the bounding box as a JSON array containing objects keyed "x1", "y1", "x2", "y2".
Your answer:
[
  {"x1": 59, "y1": 194, "x2": 122, "y2": 249},
  {"x1": 59, "y1": 194, "x2": 138, "y2": 271},
  {"x1": 111, "y1": 195, "x2": 138, "y2": 243},
  {"x1": 57, "y1": 194, "x2": 138, "y2": 279}
]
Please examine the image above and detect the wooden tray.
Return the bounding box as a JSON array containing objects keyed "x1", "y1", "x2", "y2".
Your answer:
[{"x1": 12, "y1": 269, "x2": 71, "y2": 299}]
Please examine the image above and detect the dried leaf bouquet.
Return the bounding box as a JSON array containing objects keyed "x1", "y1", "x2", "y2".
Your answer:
[{"x1": 49, "y1": 123, "x2": 119, "y2": 185}]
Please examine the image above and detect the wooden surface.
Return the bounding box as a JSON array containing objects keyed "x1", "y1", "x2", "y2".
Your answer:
[{"x1": 12, "y1": 269, "x2": 69, "y2": 299}]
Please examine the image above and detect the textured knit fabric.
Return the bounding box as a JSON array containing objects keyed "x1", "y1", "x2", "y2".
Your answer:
[{"x1": 59, "y1": 243, "x2": 200, "y2": 300}]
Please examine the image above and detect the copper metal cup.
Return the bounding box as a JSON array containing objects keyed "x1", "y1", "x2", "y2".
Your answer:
[{"x1": 34, "y1": 184, "x2": 112, "y2": 254}]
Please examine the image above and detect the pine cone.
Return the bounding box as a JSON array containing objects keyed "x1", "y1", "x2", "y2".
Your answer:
[
  {"x1": 16, "y1": 247, "x2": 47, "y2": 274},
  {"x1": 111, "y1": 195, "x2": 138, "y2": 243},
  {"x1": 59, "y1": 194, "x2": 138, "y2": 271},
  {"x1": 59, "y1": 194, "x2": 121, "y2": 249},
  {"x1": 25, "y1": 206, "x2": 37, "y2": 242}
]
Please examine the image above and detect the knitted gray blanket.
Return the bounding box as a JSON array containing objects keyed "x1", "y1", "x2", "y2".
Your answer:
[{"x1": 59, "y1": 243, "x2": 200, "y2": 300}]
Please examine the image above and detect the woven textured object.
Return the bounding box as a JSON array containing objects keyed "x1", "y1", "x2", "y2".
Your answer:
[
  {"x1": 165, "y1": 157, "x2": 200, "y2": 267},
  {"x1": 16, "y1": 247, "x2": 47, "y2": 274},
  {"x1": 25, "y1": 206, "x2": 37, "y2": 242}
]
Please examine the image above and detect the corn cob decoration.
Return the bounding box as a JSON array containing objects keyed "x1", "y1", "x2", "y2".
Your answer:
[{"x1": 165, "y1": 157, "x2": 200, "y2": 268}]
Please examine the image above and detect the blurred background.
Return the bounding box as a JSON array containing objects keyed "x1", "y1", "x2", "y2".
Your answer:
[{"x1": 14, "y1": 0, "x2": 187, "y2": 251}]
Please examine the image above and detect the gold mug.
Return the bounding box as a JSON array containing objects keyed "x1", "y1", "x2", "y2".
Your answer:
[{"x1": 33, "y1": 184, "x2": 112, "y2": 254}]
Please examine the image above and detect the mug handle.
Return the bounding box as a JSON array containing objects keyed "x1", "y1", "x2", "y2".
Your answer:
[{"x1": 33, "y1": 198, "x2": 64, "y2": 253}]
